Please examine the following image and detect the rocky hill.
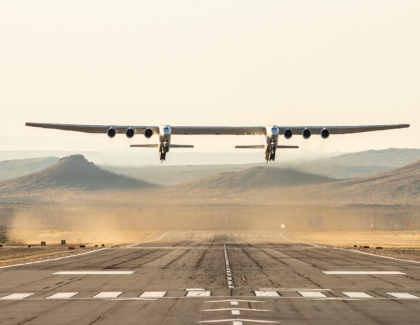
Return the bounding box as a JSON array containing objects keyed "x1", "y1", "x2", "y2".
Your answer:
[
  {"x1": 0, "y1": 155, "x2": 156, "y2": 197},
  {"x1": 175, "y1": 166, "x2": 334, "y2": 191}
]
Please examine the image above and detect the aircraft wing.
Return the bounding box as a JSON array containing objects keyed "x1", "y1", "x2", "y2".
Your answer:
[
  {"x1": 25, "y1": 123, "x2": 158, "y2": 134},
  {"x1": 279, "y1": 124, "x2": 410, "y2": 135},
  {"x1": 26, "y1": 123, "x2": 409, "y2": 135}
]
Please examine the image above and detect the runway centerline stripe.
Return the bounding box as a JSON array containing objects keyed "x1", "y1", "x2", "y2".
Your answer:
[
  {"x1": 93, "y1": 292, "x2": 123, "y2": 298},
  {"x1": 387, "y1": 293, "x2": 419, "y2": 299},
  {"x1": 323, "y1": 271, "x2": 406, "y2": 275},
  {"x1": 342, "y1": 292, "x2": 373, "y2": 298},
  {"x1": 298, "y1": 291, "x2": 327, "y2": 298},
  {"x1": 0, "y1": 293, "x2": 34, "y2": 300},
  {"x1": 53, "y1": 271, "x2": 135, "y2": 275},
  {"x1": 46, "y1": 292, "x2": 79, "y2": 299}
]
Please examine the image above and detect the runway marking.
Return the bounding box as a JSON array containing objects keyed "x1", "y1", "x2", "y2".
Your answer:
[
  {"x1": 205, "y1": 300, "x2": 263, "y2": 303},
  {"x1": 298, "y1": 291, "x2": 327, "y2": 298},
  {"x1": 93, "y1": 292, "x2": 123, "y2": 298},
  {"x1": 139, "y1": 291, "x2": 167, "y2": 298},
  {"x1": 186, "y1": 288, "x2": 206, "y2": 291},
  {"x1": 186, "y1": 291, "x2": 211, "y2": 297},
  {"x1": 46, "y1": 292, "x2": 79, "y2": 299},
  {"x1": 0, "y1": 293, "x2": 34, "y2": 300},
  {"x1": 304, "y1": 242, "x2": 326, "y2": 248},
  {"x1": 231, "y1": 301, "x2": 238, "y2": 305},
  {"x1": 0, "y1": 248, "x2": 107, "y2": 270},
  {"x1": 301, "y1": 241, "x2": 420, "y2": 265},
  {"x1": 223, "y1": 241, "x2": 234, "y2": 289},
  {"x1": 199, "y1": 319, "x2": 278, "y2": 323},
  {"x1": 254, "y1": 291, "x2": 280, "y2": 297},
  {"x1": 348, "y1": 248, "x2": 420, "y2": 264},
  {"x1": 342, "y1": 292, "x2": 373, "y2": 298},
  {"x1": 323, "y1": 271, "x2": 405, "y2": 275},
  {"x1": 233, "y1": 322, "x2": 243, "y2": 325},
  {"x1": 279, "y1": 233, "x2": 294, "y2": 242},
  {"x1": 126, "y1": 232, "x2": 168, "y2": 248},
  {"x1": 232, "y1": 310, "x2": 240, "y2": 315},
  {"x1": 203, "y1": 308, "x2": 270, "y2": 312},
  {"x1": 387, "y1": 293, "x2": 419, "y2": 299},
  {"x1": 259, "y1": 288, "x2": 331, "y2": 291},
  {"x1": 53, "y1": 271, "x2": 135, "y2": 275}
]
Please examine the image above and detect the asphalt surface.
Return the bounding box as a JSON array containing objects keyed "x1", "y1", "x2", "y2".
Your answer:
[{"x1": 1, "y1": 232, "x2": 420, "y2": 324}]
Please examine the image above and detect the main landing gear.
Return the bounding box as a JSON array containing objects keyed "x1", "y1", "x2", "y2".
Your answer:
[
  {"x1": 160, "y1": 146, "x2": 166, "y2": 162},
  {"x1": 269, "y1": 142, "x2": 276, "y2": 161},
  {"x1": 160, "y1": 141, "x2": 168, "y2": 162}
]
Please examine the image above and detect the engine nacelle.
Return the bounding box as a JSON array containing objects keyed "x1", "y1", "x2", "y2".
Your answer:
[
  {"x1": 321, "y1": 128, "x2": 330, "y2": 139},
  {"x1": 284, "y1": 129, "x2": 293, "y2": 139},
  {"x1": 107, "y1": 127, "x2": 116, "y2": 138},
  {"x1": 144, "y1": 128, "x2": 153, "y2": 138},
  {"x1": 302, "y1": 128, "x2": 311, "y2": 139},
  {"x1": 125, "y1": 128, "x2": 135, "y2": 138}
]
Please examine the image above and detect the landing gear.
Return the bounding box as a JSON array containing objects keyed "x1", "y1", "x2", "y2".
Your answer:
[
  {"x1": 269, "y1": 143, "x2": 276, "y2": 161},
  {"x1": 160, "y1": 144, "x2": 167, "y2": 162}
]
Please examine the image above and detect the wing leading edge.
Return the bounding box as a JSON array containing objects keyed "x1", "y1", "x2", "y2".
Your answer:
[{"x1": 25, "y1": 123, "x2": 409, "y2": 135}]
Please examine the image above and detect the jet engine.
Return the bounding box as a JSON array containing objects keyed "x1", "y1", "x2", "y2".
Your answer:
[
  {"x1": 302, "y1": 128, "x2": 311, "y2": 139},
  {"x1": 144, "y1": 128, "x2": 153, "y2": 138},
  {"x1": 302, "y1": 128, "x2": 312, "y2": 139},
  {"x1": 107, "y1": 127, "x2": 116, "y2": 138},
  {"x1": 125, "y1": 128, "x2": 135, "y2": 138},
  {"x1": 284, "y1": 129, "x2": 293, "y2": 139},
  {"x1": 321, "y1": 128, "x2": 330, "y2": 139}
]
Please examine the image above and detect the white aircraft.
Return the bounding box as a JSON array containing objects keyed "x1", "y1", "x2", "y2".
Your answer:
[{"x1": 26, "y1": 122, "x2": 409, "y2": 163}]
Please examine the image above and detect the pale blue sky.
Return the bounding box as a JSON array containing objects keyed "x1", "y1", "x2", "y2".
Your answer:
[{"x1": 0, "y1": 1, "x2": 418, "y2": 157}]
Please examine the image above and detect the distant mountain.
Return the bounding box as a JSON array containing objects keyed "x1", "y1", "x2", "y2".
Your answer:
[
  {"x1": 282, "y1": 148, "x2": 420, "y2": 180},
  {"x1": 0, "y1": 157, "x2": 59, "y2": 181},
  {"x1": 175, "y1": 166, "x2": 334, "y2": 191},
  {"x1": 102, "y1": 149, "x2": 420, "y2": 184},
  {"x1": 333, "y1": 159, "x2": 420, "y2": 202},
  {"x1": 0, "y1": 155, "x2": 156, "y2": 197},
  {"x1": 102, "y1": 164, "x2": 259, "y2": 186},
  {"x1": 327, "y1": 148, "x2": 420, "y2": 168}
]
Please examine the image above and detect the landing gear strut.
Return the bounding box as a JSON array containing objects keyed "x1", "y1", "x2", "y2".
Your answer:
[
  {"x1": 160, "y1": 144, "x2": 167, "y2": 162},
  {"x1": 269, "y1": 142, "x2": 276, "y2": 161}
]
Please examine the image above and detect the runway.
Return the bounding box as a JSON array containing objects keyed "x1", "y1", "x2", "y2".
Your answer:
[{"x1": 1, "y1": 232, "x2": 420, "y2": 324}]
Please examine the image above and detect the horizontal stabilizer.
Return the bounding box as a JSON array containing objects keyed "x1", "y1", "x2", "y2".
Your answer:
[
  {"x1": 170, "y1": 144, "x2": 194, "y2": 148},
  {"x1": 130, "y1": 144, "x2": 158, "y2": 148},
  {"x1": 235, "y1": 145, "x2": 299, "y2": 149},
  {"x1": 277, "y1": 145, "x2": 299, "y2": 149},
  {"x1": 130, "y1": 144, "x2": 194, "y2": 148}
]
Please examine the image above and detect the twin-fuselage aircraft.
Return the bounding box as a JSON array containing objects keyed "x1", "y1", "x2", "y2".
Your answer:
[{"x1": 26, "y1": 123, "x2": 410, "y2": 163}]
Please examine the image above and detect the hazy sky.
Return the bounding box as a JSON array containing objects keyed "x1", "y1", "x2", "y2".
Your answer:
[{"x1": 0, "y1": 1, "x2": 419, "y2": 157}]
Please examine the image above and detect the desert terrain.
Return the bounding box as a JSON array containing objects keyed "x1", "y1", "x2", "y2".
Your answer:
[{"x1": 0, "y1": 149, "x2": 420, "y2": 267}]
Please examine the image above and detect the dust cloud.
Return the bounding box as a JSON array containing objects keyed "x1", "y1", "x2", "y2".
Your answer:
[{"x1": 2, "y1": 180, "x2": 420, "y2": 247}]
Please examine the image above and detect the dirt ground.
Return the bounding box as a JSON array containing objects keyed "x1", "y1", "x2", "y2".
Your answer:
[
  {"x1": 294, "y1": 230, "x2": 420, "y2": 247},
  {"x1": 0, "y1": 231, "x2": 156, "y2": 268},
  {"x1": 294, "y1": 230, "x2": 420, "y2": 262}
]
